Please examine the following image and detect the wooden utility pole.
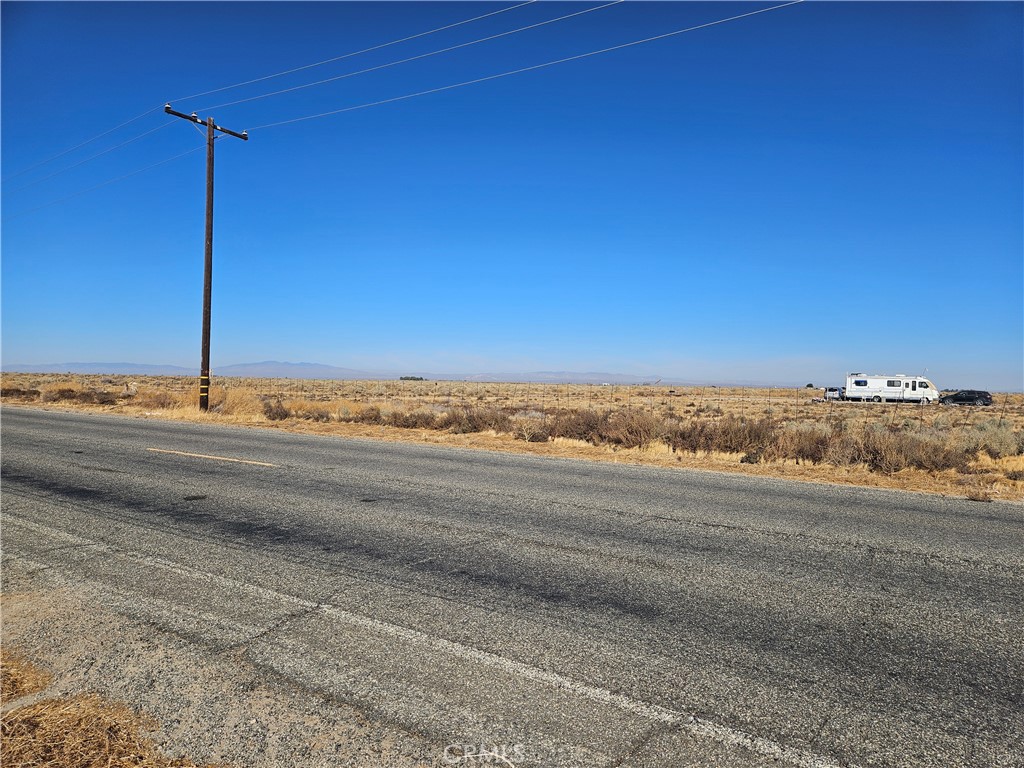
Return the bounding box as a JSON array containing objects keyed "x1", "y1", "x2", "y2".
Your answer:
[{"x1": 164, "y1": 104, "x2": 248, "y2": 411}]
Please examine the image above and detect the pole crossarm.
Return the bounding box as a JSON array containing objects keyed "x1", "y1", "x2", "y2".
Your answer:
[{"x1": 164, "y1": 104, "x2": 249, "y2": 141}]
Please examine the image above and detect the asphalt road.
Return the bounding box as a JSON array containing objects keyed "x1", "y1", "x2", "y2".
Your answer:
[{"x1": 2, "y1": 407, "x2": 1022, "y2": 767}]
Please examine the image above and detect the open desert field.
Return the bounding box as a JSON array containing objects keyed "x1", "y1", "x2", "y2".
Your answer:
[{"x1": 3, "y1": 372, "x2": 1023, "y2": 501}]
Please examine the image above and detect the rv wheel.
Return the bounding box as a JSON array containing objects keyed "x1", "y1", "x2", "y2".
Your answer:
[
  {"x1": 872, "y1": 396, "x2": 882, "y2": 402},
  {"x1": 921, "y1": 398, "x2": 931, "y2": 405}
]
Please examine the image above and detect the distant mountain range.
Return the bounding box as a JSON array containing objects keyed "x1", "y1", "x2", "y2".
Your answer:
[
  {"x1": 2, "y1": 360, "x2": 681, "y2": 385},
  {"x1": 2, "y1": 362, "x2": 196, "y2": 376}
]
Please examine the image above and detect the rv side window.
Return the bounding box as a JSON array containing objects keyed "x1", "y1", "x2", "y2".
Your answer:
[
  {"x1": 854, "y1": 380, "x2": 868, "y2": 387},
  {"x1": 887, "y1": 380, "x2": 901, "y2": 387},
  {"x1": 920, "y1": 382, "x2": 931, "y2": 389}
]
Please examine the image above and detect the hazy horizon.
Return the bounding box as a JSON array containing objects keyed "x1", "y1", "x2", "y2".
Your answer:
[{"x1": 2, "y1": 356, "x2": 1018, "y2": 392}]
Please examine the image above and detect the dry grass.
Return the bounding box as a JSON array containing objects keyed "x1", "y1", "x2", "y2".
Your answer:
[
  {"x1": 0, "y1": 647, "x2": 224, "y2": 768},
  {"x1": 1, "y1": 694, "x2": 223, "y2": 768},
  {"x1": 4, "y1": 372, "x2": 1023, "y2": 501},
  {"x1": 1, "y1": 647, "x2": 52, "y2": 702}
]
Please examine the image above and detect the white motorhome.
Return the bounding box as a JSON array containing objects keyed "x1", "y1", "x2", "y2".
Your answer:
[{"x1": 844, "y1": 373, "x2": 938, "y2": 403}]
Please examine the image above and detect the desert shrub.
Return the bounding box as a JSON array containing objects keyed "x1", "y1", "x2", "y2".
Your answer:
[
  {"x1": 347, "y1": 405, "x2": 383, "y2": 425},
  {"x1": 859, "y1": 429, "x2": 910, "y2": 474},
  {"x1": 1005, "y1": 470, "x2": 1024, "y2": 481},
  {"x1": 217, "y1": 389, "x2": 265, "y2": 417},
  {"x1": 716, "y1": 415, "x2": 774, "y2": 453},
  {"x1": 437, "y1": 408, "x2": 471, "y2": 433},
  {"x1": 513, "y1": 419, "x2": 549, "y2": 442},
  {"x1": 955, "y1": 420, "x2": 1020, "y2": 459},
  {"x1": 37, "y1": 383, "x2": 117, "y2": 406},
  {"x1": 694, "y1": 405, "x2": 724, "y2": 416},
  {"x1": 39, "y1": 385, "x2": 82, "y2": 403},
  {"x1": 263, "y1": 398, "x2": 290, "y2": 420},
  {"x1": 666, "y1": 419, "x2": 716, "y2": 454},
  {"x1": 0, "y1": 388, "x2": 40, "y2": 401},
  {"x1": 385, "y1": 410, "x2": 438, "y2": 429},
  {"x1": 858, "y1": 426, "x2": 970, "y2": 474},
  {"x1": 548, "y1": 409, "x2": 609, "y2": 444},
  {"x1": 321, "y1": 399, "x2": 364, "y2": 420},
  {"x1": 824, "y1": 433, "x2": 863, "y2": 466},
  {"x1": 666, "y1": 415, "x2": 774, "y2": 455},
  {"x1": 438, "y1": 407, "x2": 511, "y2": 434},
  {"x1": 286, "y1": 398, "x2": 331, "y2": 422},
  {"x1": 602, "y1": 409, "x2": 666, "y2": 449},
  {"x1": 133, "y1": 388, "x2": 176, "y2": 409},
  {"x1": 773, "y1": 422, "x2": 831, "y2": 464}
]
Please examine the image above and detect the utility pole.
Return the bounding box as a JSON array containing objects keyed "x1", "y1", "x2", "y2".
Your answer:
[{"x1": 164, "y1": 104, "x2": 248, "y2": 411}]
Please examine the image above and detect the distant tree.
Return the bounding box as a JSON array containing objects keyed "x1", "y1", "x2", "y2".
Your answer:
[
  {"x1": 400, "y1": 376, "x2": 426, "y2": 381},
  {"x1": 806, "y1": 383, "x2": 815, "y2": 388}
]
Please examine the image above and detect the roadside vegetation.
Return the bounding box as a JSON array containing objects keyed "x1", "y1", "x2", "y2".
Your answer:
[
  {"x1": 3, "y1": 373, "x2": 1023, "y2": 501},
  {"x1": 0, "y1": 646, "x2": 222, "y2": 768}
]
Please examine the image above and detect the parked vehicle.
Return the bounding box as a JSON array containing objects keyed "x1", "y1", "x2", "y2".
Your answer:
[
  {"x1": 940, "y1": 390, "x2": 993, "y2": 406},
  {"x1": 823, "y1": 386, "x2": 844, "y2": 401},
  {"x1": 844, "y1": 373, "x2": 939, "y2": 403}
]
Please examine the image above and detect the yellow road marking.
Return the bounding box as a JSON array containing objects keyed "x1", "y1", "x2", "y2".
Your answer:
[{"x1": 146, "y1": 448, "x2": 276, "y2": 467}]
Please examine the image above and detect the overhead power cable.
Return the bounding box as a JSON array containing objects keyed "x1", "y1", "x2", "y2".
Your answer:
[
  {"x1": 173, "y1": 0, "x2": 540, "y2": 104},
  {"x1": 196, "y1": 0, "x2": 625, "y2": 113},
  {"x1": 2, "y1": 144, "x2": 205, "y2": 223},
  {"x1": 250, "y1": 0, "x2": 805, "y2": 131},
  {"x1": 8, "y1": 122, "x2": 173, "y2": 193},
  {"x1": 1, "y1": 106, "x2": 163, "y2": 183},
  {"x1": 3, "y1": 1, "x2": 536, "y2": 186}
]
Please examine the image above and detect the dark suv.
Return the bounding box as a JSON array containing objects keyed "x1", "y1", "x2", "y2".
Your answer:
[{"x1": 940, "y1": 390, "x2": 993, "y2": 406}]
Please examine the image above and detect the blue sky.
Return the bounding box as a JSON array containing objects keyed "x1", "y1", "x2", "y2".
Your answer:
[{"x1": 2, "y1": 1, "x2": 1021, "y2": 389}]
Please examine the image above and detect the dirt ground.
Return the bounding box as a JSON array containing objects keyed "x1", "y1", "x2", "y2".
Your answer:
[{"x1": 0, "y1": 567, "x2": 438, "y2": 767}]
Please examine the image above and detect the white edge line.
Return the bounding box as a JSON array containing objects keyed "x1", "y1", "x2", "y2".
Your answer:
[{"x1": 5, "y1": 513, "x2": 852, "y2": 768}]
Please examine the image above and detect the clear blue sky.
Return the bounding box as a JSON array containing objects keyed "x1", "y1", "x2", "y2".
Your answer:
[{"x1": 2, "y1": 1, "x2": 1021, "y2": 389}]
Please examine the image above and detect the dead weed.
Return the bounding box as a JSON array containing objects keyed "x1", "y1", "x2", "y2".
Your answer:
[{"x1": 1, "y1": 692, "x2": 226, "y2": 767}]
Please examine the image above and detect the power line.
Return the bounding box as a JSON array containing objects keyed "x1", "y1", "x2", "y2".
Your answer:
[
  {"x1": 196, "y1": 0, "x2": 625, "y2": 113},
  {"x1": 2, "y1": 2, "x2": 537, "y2": 187},
  {"x1": 6, "y1": 122, "x2": 173, "y2": 193},
  {"x1": 3, "y1": 1, "x2": 803, "y2": 221},
  {"x1": 251, "y1": 0, "x2": 805, "y2": 132},
  {"x1": 2, "y1": 144, "x2": 205, "y2": 223},
  {"x1": 172, "y1": 0, "x2": 540, "y2": 104},
  {"x1": 0, "y1": 106, "x2": 163, "y2": 183}
]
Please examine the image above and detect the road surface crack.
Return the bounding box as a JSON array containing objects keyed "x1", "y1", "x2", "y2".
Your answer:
[
  {"x1": 225, "y1": 603, "x2": 323, "y2": 651},
  {"x1": 608, "y1": 720, "x2": 674, "y2": 767}
]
